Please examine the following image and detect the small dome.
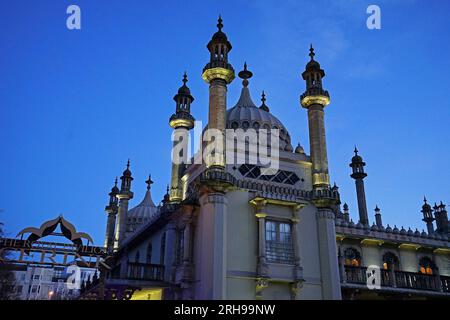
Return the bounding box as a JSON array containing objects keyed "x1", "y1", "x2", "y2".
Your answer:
[
  {"x1": 295, "y1": 143, "x2": 305, "y2": 154},
  {"x1": 126, "y1": 187, "x2": 157, "y2": 233}
]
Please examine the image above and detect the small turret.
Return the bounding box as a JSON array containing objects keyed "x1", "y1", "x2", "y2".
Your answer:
[
  {"x1": 374, "y1": 205, "x2": 383, "y2": 228},
  {"x1": 421, "y1": 197, "x2": 435, "y2": 234},
  {"x1": 434, "y1": 201, "x2": 449, "y2": 234},
  {"x1": 349, "y1": 147, "x2": 369, "y2": 226}
]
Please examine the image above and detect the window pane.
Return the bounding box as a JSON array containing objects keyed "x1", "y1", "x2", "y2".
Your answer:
[{"x1": 265, "y1": 220, "x2": 294, "y2": 264}]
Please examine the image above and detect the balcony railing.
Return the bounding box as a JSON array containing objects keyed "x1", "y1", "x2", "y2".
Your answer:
[
  {"x1": 126, "y1": 262, "x2": 164, "y2": 281},
  {"x1": 343, "y1": 266, "x2": 450, "y2": 293}
]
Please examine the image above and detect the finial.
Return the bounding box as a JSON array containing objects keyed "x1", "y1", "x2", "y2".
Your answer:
[
  {"x1": 182, "y1": 72, "x2": 188, "y2": 85},
  {"x1": 145, "y1": 174, "x2": 154, "y2": 190},
  {"x1": 354, "y1": 146, "x2": 358, "y2": 155},
  {"x1": 126, "y1": 159, "x2": 130, "y2": 170},
  {"x1": 259, "y1": 90, "x2": 270, "y2": 112},
  {"x1": 375, "y1": 205, "x2": 380, "y2": 212},
  {"x1": 166, "y1": 185, "x2": 169, "y2": 194},
  {"x1": 238, "y1": 62, "x2": 253, "y2": 87},
  {"x1": 309, "y1": 44, "x2": 315, "y2": 60},
  {"x1": 217, "y1": 15, "x2": 223, "y2": 31},
  {"x1": 423, "y1": 196, "x2": 427, "y2": 204},
  {"x1": 114, "y1": 177, "x2": 118, "y2": 187}
]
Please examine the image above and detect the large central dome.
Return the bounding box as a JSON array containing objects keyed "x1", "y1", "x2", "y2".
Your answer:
[{"x1": 226, "y1": 85, "x2": 293, "y2": 151}]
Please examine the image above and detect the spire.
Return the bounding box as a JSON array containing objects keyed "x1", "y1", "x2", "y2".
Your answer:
[
  {"x1": 354, "y1": 146, "x2": 358, "y2": 155},
  {"x1": 233, "y1": 63, "x2": 257, "y2": 108},
  {"x1": 259, "y1": 90, "x2": 270, "y2": 112},
  {"x1": 217, "y1": 15, "x2": 223, "y2": 31}
]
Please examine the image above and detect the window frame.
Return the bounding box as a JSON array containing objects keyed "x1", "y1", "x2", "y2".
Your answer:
[{"x1": 264, "y1": 219, "x2": 295, "y2": 265}]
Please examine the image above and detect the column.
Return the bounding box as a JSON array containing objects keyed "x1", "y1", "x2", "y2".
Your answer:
[
  {"x1": 316, "y1": 208, "x2": 342, "y2": 299},
  {"x1": 254, "y1": 199, "x2": 268, "y2": 277},
  {"x1": 164, "y1": 222, "x2": 177, "y2": 282}
]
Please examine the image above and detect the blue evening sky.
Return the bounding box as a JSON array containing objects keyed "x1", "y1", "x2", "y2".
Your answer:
[{"x1": 1, "y1": 0, "x2": 449, "y2": 243}]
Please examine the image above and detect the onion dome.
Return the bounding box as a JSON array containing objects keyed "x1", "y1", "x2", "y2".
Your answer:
[
  {"x1": 123, "y1": 159, "x2": 132, "y2": 177},
  {"x1": 126, "y1": 175, "x2": 158, "y2": 233},
  {"x1": 351, "y1": 146, "x2": 363, "y2": 164},
  {"x1": 385, "y1": 224, "x2": 393, "y2": 233},
  {"x1": 304, "y1": 45, "x2": 324, "y2": 76},
  {"x1": 295, "y1": 143, "x2": 305, "y2": 154},
  {"x1": 225, "y1": 63, "x2": 294, "y2": 151},
  {"x1": 208, "y1": 15, "x2": 232, "y2": 51},
  {"x1": 175, "y1": 72, "x2": 193, "y2": 97},
  {"x1": 111, "y1": 177, "x2": 119, "y2": 194}
]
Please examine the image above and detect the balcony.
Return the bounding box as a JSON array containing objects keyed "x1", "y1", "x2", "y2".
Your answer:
[
  {"x1": 126, "y1": 262, "x2": 165, "y2": 282},
  {"x1": 343, "y1": 265, "x2": 450, "y2": 293}
]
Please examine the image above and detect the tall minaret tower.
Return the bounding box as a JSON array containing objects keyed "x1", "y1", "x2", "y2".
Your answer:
[
  {"x1": 421, "y1": 197, "x2": 435, "y2": 234},
  {"x1": 104, "y1": 178, "x2": 119, "y2": 252},
  {"x1": 300, "y1": 45, "x2": 331, "y2": 190},
  {"x1": 169, "y1": 73, "x2": 195, "y2": 202},
  {"x1": 115, "y1": 160, "x2": 134, "y2": 248},
  {"x1": 349, "y1": 147, "x2": 369, "y2": 226},
  {"x1": 201, "y1": 16, "x2": 235, "y2": 170}
]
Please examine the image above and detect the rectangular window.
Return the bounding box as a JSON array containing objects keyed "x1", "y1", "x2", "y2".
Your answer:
[{"x1": 265, "y1": 220, "x2": 294, "y2": 264}]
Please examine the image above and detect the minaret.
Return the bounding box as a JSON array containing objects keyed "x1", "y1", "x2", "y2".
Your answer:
[
  {"x1": 349, "y1": 147, "x2": 369, "y2": 226},
  {"x1": 104, "y1": 178, "x2": 119, "y2": 252},
  {"x1": 202, "y1": 16, "x2": 235, "y2": 169},
  {"x1": 434, "y1": 201, "x2": 449, "y2": 234},
  {"x1": 374, "y1": 205, "x2": 383, "y2": 228},
  {"x1": 421, "y1": 197, "x2": 435, "y2": 234},
  {"x1": 300, "y1": 45, "x2": 331, "y2": 190},
  {"x1": 115, "y1": 160, "x2": 134, "y2": 248},
  {"x1": 169, "y1": 73, "x2": 195, "y2": 202}
]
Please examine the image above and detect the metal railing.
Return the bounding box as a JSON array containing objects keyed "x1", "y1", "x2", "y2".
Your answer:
[
  {"x1": 126, "y1": 262, "x2": 164, "y2": 281},
  {"x1": 343, "y1": 265, "x2": 449, "y2": 293}
]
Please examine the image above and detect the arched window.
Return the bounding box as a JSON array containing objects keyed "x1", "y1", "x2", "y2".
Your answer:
[
  {"x1": 135, "y1": 251, "x2": 140, "y2": 263},
  {"x1": 344, "y1": 248, "x2": 361, "y2": 267},
  {"x1": 419, "y1": 257, "x2": 436, "y2": 275},
  {"x1": 160, "y1": 232, "x2": 166, "y2": 265},
  {"x1": 146, "y1": 243, "x2": 152, "y2": 264},
  {"x1": 382, "y1": 252, "x2": 400, "y2": 270}
]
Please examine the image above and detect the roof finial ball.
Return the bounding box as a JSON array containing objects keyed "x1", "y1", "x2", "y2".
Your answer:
[
  {"x1": 260, "y1": 90, "x2": 270, "y2": 112},
  {"x1": 238, "y1": 62, "x2": 253, "y2": 87}
]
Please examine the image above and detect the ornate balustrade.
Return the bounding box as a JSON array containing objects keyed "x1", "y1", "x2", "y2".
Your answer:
[
  {"x1": 343, "y1": 265, "x2": 449, "y2": 293},
  {"x1": 126, "y1": 262, "x2": 165, "y2": 281}
]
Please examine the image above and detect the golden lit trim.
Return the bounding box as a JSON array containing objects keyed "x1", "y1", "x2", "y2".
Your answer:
[
  {"x1": 202, "y1": 67, "x2": 235, "y2": 84},
  {"x1": 301, "y1": 95, "x2": 330, "y2": 108},
  {"x1": 361, "y1": 239, "x2": 384, "y2": 246},
  {"x1": 398, "y1": 243, "x2": 421, "y2": 250},
  {"x1": 312, "y1": 172, "x2": 330, "y2": 187},
  {"x1": 169, "y1": 118, "x2": 194, "y2": 129},
  {"x1": 250, "y1": 197, "x2": 307, "y2": 209},
  {"x1": 433, "y1": 248, "x2": 450, "y2": 254},
  {"x1": 255, "y1": 213, "x2": 267, "y2": 218}
]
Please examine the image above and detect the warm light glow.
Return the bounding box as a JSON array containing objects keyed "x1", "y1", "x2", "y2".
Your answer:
[
  {"x1": 130, "y1": 288, "x2": 163, "y2": 300},
  {"x1": 383, "y1": 262, "x2": 388, "y2": 270},
  {"x1": 301, "y1": 94, "x2": 330, "y2": 108},
  {"x1": 201, "y1": 67, "x2": 235, "y2": 84}
]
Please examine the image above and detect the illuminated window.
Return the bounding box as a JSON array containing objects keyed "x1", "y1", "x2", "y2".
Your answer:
[
  {"x1": 419, "y1": 257, "x2": 436, "y2": 275},
  {"x1": 344, "y1": 248, "x2": 361, "y2": 267},
  {"x1": 265, "y1": 220, "x2": 294, "y2": 264},
  {"x1": 382, "y1": 252, "x2": 400, "y2": 270}
]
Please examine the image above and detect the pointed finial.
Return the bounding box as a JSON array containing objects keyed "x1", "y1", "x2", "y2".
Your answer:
[
  {"x1": 354, "y1": 146, "x2": 358, "y2": 155},
  {"x1": 166, "y1": 185, "x2": 170, "y2": 194},
  {"x1": 145, "y1": 174, "x2": 154, "y2": 190},
  {"x1": 126, "y1": 159, "x2": 130, "y2": 170},
  {"x1": 217, "y1": 15, "x2": 223, "y2": 31},
  {"x1": 114, "y1": 177, "x2": 118, "y2": 187},
  {"x1": 309, "y1": 44, "x2": 315, "y2": 60},
  {"x1": 182, "y1": 72, "x2": 188, "y2": 85},
  {"x1": 238, "y1": 62, "x2": 253, "y2": 87},
  {"x1": 423, "y1": 196, "x2": 427, "y2": 204},
  {"x1": 259, "y1": 90, "x2": 270, "y2": 112},
  {"x1": 375, "y1": 205, "x2": 380, "y2": 212}
]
